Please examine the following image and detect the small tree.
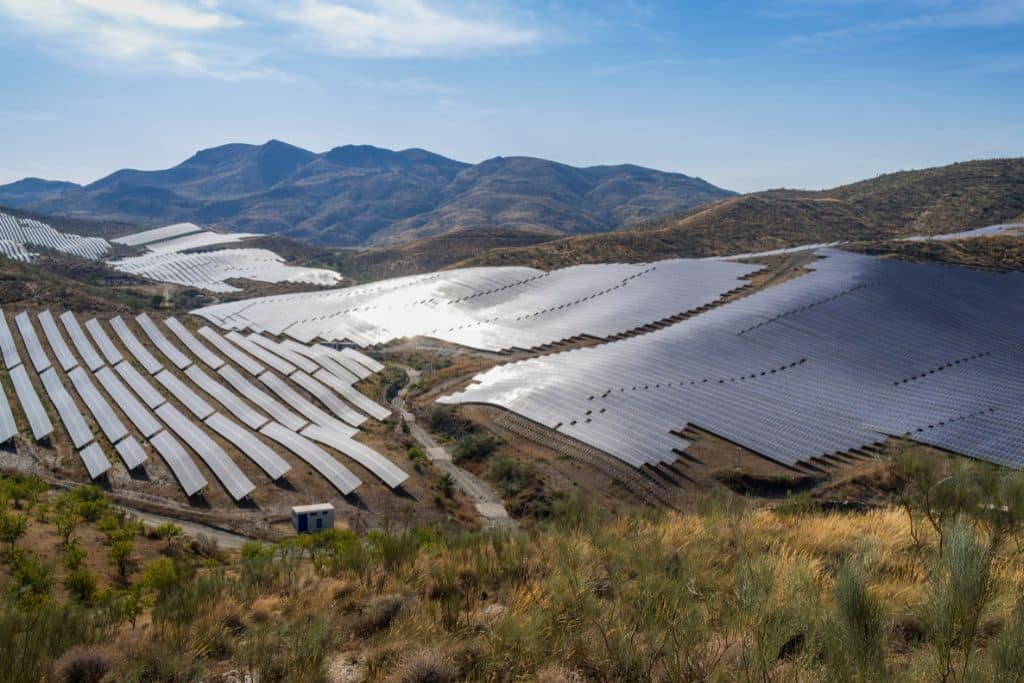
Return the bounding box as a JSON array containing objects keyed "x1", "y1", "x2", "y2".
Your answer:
[
  {"x1": 108, "y1": 538, "x2": 134, "y2": 580},
  {"x1": 141, "y1": 557, "x2": 179, "y2": 598},
  {"x1": 154, "y1": 522, "x2": 183, "y2": 552},
  {"x1": 53, "y1": 507, "x2": 82, "y2": 547},
  {"x1": 437, "y1": 473, "x2": 455, "y2": 498},
  {"x1": 0, "y1": 510, "x2": 28, "y2": 551}
]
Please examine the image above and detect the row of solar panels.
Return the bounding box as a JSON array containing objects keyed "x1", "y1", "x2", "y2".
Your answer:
[
  {"x1": 0, "y1": 212, "x2": 110, "y2": 260},
  {"x1": 0, "y1": 239, "x2": 35, "y2": 263},
  {"x1": 0, "y1": 308, "x2": 405, "y2": 500},
  {"x1": 440, "y1": 249, "x2": 1024, "y2": 471},
  {"x1": 191, "y1": 258, "x2": 763, "y2": 352},
  {"x1": 108, "y1": 248, "x2": 343, "y2": 293}
]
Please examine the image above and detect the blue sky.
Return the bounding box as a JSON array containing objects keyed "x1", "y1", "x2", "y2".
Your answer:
[{"x1": 0, "y1": 1, "x2": 1021, "y2": 192}]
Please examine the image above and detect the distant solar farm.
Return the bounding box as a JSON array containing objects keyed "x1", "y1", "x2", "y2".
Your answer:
[
  {"x1": 0, "y1": 212, "x2": 342, "y2": 292},
  {"x1": 194, "y1": 232, "x2": 1024, "y2": 475}
]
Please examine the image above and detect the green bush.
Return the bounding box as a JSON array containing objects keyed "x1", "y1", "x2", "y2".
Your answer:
[
  {"x1": 0, "y1": 509, "x2": 28, "y2": 550},
  {"x1": 488, "y1": 454, "x2": 536, "y2": 498},
  {"x1": 8, "y1": 550, "x2": 53, "y2": 607},
  {"x1": 452, "y1": 433, "x2": 499, "y2": 463},
  {"x1": 65, "y1": 568, "x2": 98, "y2": 605}
]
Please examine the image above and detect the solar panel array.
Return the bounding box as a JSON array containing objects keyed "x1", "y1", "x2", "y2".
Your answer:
[
  {"x1": 143, "y1": 230, "x2": 259, "y2": 254},
  {"x1": 0, "y1": 212, "x2": 110, "y2": 260},
  {"x1": 440, "y1": 249, "x2": 1024, "y2": 471},
  {"x1": 111, "y1": 222, "x2": 203, "y2": 247},
  {"x1": 1, "y1": 308, "x2": 405, "y2": 498},
  {"x1": 0, "y1": 239, "x2": 36, "y2": 262},
  {"x1": 192, "y1": 259, "x2": 762, "y2": 352},
  {"x1": 109, "y1": 248, "x2": 343, "y2": 293}
]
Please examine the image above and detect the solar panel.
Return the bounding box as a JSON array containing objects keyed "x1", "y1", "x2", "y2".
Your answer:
[
  {"x1": 111, "y1": 222, "x2": 203, "y2": 247},
  {"x1": 155, "y1": 370, "x2": 214, "y2": 419},
  {"x1": 216, "y1": 365, "x2": 306, "y2": 431},
  {"x1": 85, "y1": 318, "x2": 123, "y2": 365},
  {"x1": 246, "y1": 334, "x2": 318, "y2": 373},
  {"x1": 94, "y1": 366, "x2": 161, "y2": 438},
  {"x1": 114, "y1": 435, "x2": 147, "y2": 469},
  {"x1": 205, "y1": 413, "x2": 290, "y2": 480},
  {"x1": 150, "y1": 430, "x2": 208, "y2": 496},
  {"x1": 0, "y1": 377, "x2": 17, "y2": 443},
  {"x1": 258, "y1": 371, "x2": 357, "y2": 435},
  {"x1": 197, "y1": 326, "x2": 264, "y2": 375},
  {"x1": 9, "y1": 364, "x2": 53, "y2": 440},
  {"x1": 301, "y1": 423, "x2": 407, "y2": 488},
  {"x1": 339, "y1": 347, "x2": 384, "y2": 374},
  {"x1": 164, "y1": 317, "x2": 224, "y2": 369},
  {"x1": 68, "y1": 367, "x2": 128, "y2": 444},
  {"x1": 77, "y1": 442, "x2": 111, "y2": 479},
  {"x1": 313, "y1": 369, "x2": 391, "y2": 421},
  {"x1": 38, "y1": 311, "x2": 77, "y2": 372},
  {"x1": 290, "y1": 371, "x2": 366, "y2": 427},
  {"x1": 15, "y1": 312, "x2": 51, "y2": 373},
  {"x1": 225, "y1": 331, "x2": 294, "y2": 375},
  {"x1": 110, "y1": 316, "x2": 162, "y2": 374},
  {"x1": 282, "y1": 340, "x2": 360, "y2": 383},
  {"x1": 114, "y1": 360, "x2": 166, "y2": 409},
  {"x1": 185, "y1": 365, "x2": 267, "y2": 429},
  {"x1": 136, "y1": 313, "x2": 192, "y2": 370},
  {"x1": 0, "y1": 309, "x2": 19, "y2": 369},
  {"x1": 155, "y1": 403, "x2": 254, "y2": 500},
  {"x1": 40, "y1": 368, "x2": 93, "y2": 448},
  {"x1": 259, "y1": 421, "x2": 361, "y2": 494},
  {"x1": 60, "y1": 312, "x2": 104, "y2": 372}
]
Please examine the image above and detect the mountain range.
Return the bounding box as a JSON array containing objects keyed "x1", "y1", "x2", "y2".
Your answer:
[{"x1": 0, "y1": 140, "x2": 733, "y2": 247}]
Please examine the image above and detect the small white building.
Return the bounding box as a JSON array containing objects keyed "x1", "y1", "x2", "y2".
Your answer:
[{"x1": 291, "y1": 503, "x2": 334, "y2": 534}]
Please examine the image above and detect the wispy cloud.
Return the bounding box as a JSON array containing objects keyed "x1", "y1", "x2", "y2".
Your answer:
[
  {"x1": 277, "y1": 0, "x2": 540, "y2": 58},
  {"x1": 0, "y1": 0, "x2": 272, "y2": 79},
  {"x1": 350, "y1": 76, "x2": 461, "y2": 94},
  {"x1": 0, "y1": 0, "x2": 540, "y2": 80},
  {"x1": 590, "y1": 57, "x2": 724, "y2": 77},
  {"x1": 782, "y1": 0, "x2": 1024, "y2": 46}
]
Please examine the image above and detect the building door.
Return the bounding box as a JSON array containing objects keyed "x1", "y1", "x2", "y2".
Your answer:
[{"x1": 297, "y1": 514, "x2": 308, "y2": 532}]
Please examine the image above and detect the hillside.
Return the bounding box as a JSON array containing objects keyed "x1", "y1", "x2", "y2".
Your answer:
[
  {"x1": 457, "y1": 158, "x2": 1024, "y2": 269},
  {"x1": 0, "y1": 141, "x2": 733, "y2": 248}
]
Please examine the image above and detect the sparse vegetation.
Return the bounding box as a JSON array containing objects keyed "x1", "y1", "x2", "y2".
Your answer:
[{"x1": 2, "y1": 451, "x2": 1024, "y2": 680}]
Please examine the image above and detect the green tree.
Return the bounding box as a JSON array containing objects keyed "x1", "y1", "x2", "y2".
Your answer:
[
  {"x1": 53, "y1": 507, "x2": 82, "y2": 547},
  {"x1": 108, "y1": 538, "x2": 134, "y2": 580},
  {"x1": 141, "y1": 557, "x2": 179, "y2": 598},
  {"x1": 0, "y1": 510, "x2": 28, "y2": 551},
  {"x1": 64, "y1": 568, "x2": 97, "y2": 604},
  {"x1": 154, "y1": 522, "x2": 183, "y2": 551}
]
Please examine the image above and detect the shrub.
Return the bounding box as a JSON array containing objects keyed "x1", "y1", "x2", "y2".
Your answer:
[
  {"x1": 141, "y1": 557, "x2": 180, "y2": 598},
  {"x1": 353, "y1": 594, "x2": 407, "y2": 637},
  {"x1": 65, "y1": 568, "x2": 97, "y2": 605},
  {"x1": 452, "y1": 433, "x2": 499, "y2": 463},
  {"x1": 774, "y1": 490, "x2": 819, "y2": 516},
  {"x1": 108, "y1": 539, "x2": 134, "y2": 579},
  {"x1": 437, "y1": 473, "x2": 455, "y2": 498},
  {"x1": 487, "y1": 454, "x2": 536, "y2": 498},
  {"x1": 9, "y1": 551, "x2": 53, "y2": 607},
  {"x1": 822, "y1": 561, "x2": 888, "y2": 682},
  {"x1": 0, "y1": 603, "x2": 102, "y2": 682},
  {"x1": 389, "y1": 649, "x2": 459, "y2": 683},
  {"x1": 54, "y1": 645, "x2": 109, "y2": 683}
]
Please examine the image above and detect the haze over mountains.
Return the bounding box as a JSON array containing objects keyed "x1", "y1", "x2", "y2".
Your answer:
[{"x1": 0, "y1": 140, "x2": 733, "y2": 247}]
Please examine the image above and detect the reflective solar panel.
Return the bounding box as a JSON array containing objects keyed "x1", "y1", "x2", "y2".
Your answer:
[
  {"x1": 205, "y1": 412, "x2": 290, "y2": 480},
  {"x1": 0, "y1": 309, "x2": 19, "y2": 369},
  {"x1": 85, "y1": 318, "x2": 123, "y2": 365},
  {"x1": 246, "y1": 334, "x2": 318, "y2": 373},
  {"x1": 0, "y1": 377, "x2": 17, "y2": 443},
  {"x1": 77, "y1": 442, "x2": 111, "y2": 479},
  {"x1": 313, "y1": 369, "x2": 391, "y2": 421},
  {"x1": 60, "y1": 312, "x2": 103, "y2": 371},
  {"x1": 9, "y1": 364, "x2": 53, "y2": 440},
  {"x1": 110, "y1": 316, "x2": 162, "y2": 374},
  {"x1": 114, "y1": 360, "x2": 166, "y2": 409},
  {"x1": 40, "y1": 368, "x2": 93, "y2": 448},
  {"x1": 94, "y1": 366, "x2": 161, "y2": 438},
  {"x1": 155, "y1": 369, "x2": 214, "y2": 419},
  {"x1": 150, "y1": 430, "x2": 207, "y2": 496},
  {"x1": 185, "y1": 365, "x2": 267, "y2": 429},
  {"x1": 38, "y1": 311, "x2": 77, "y2": 371},
  {"x1": 114, "y1": 435, "x2": 147, "y2": 469},
  {"x1": 290, "y1": 371, "x2": 366, "y2": 427},
  {"x1": 164, "y1": 317, "x2": 223, "y2": 369},
  {"x1": 259, "y1": 421, "x2": 361, "y2": 494},
  {"x1": 136, "y1": 313, "x2": 192, "y2": 370},
  {"x1": 225, "y1": 331, "x2": 295, "y2": 375},
  {"x1": 15, "y1": 312, "x2": 51, "y2": 373},
  {"x1": 258, "y1": 371, "x2": 357, "y2": 435},
  {"x1": 68, "y1": 366, "x2": 128, "y2": 444},
  {"x1": 156, "y1": 403, "x2": 254, "y2": 500},
  {"x1": 197, "y1": 326, "x2": 264, "y2": 375},
  {"x1": 217, "y1": 365, "x2": 306, "y2": 431},
  {"x1": 301, "y1": 423, "x2": 407, "y2": 488}
]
